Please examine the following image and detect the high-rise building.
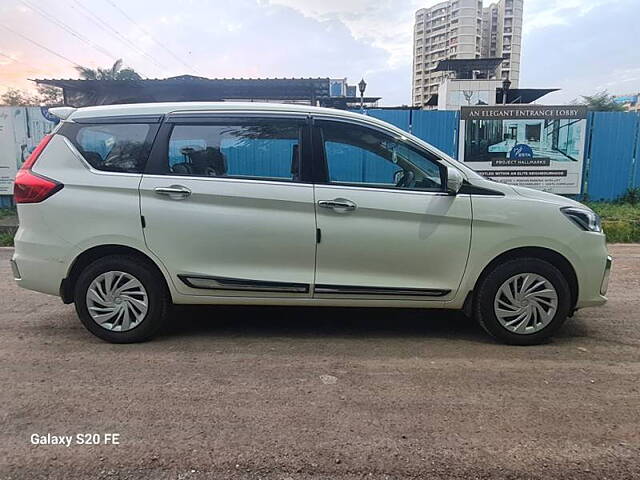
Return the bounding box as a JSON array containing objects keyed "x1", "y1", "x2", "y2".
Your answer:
[
  {"x1": 412, "y1": 0, "x2": 523, "y2": 108},
  {"x1": 481, "y1": 0, "x2": 522, "y2": 85}
]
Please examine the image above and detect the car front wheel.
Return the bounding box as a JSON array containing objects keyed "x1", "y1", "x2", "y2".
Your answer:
[
  {"x1": 74, "y1": 255, "x2": 168, "y2": 343},
  {"x1": 474, "y1": 257, "x2": 571, "y2": 345}
]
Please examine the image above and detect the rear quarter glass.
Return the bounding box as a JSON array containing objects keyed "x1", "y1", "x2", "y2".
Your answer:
[{"x1": 57, "y1": 122, "x2": 159, "y2": 173}]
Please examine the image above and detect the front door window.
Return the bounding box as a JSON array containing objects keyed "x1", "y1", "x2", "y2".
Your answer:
[{"x1": 319, "y1": 121, "x2": 444, "y2": 191}]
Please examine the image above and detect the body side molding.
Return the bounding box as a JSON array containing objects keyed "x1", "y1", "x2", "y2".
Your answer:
[
  {"x1": 314, "y1": 285, "x2": 451, "y2": 296},
  {"x1": 178, "y1": 274, "x2": 310, "y2": 293}
]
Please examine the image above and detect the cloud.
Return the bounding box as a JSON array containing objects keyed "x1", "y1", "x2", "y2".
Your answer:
[
  {"x1": 521, "y1": 0, "x2": 640, "y2": 102},
  {"x1": 523, "y1": 0, "x2": 619, "y2": 34},
  {"x1": 265, "y1": 0, "x2": 429, "y2": 69}
]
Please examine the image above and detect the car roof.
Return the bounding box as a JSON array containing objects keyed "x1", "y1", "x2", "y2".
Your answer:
[{"x1": 67, "y1": 101, "x2": 379, "y2": 124}]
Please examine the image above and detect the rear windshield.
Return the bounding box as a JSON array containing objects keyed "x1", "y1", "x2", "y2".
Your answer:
[{"x1": 61, "y1": 123, "x2": 154, "y2": 173}]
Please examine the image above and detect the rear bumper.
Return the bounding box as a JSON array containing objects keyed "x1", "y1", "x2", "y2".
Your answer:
[{"x1": 12, "y1": 229, "x2": 70, "y2": 297}]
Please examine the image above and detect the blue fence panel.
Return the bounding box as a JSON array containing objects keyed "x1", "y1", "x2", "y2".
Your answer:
[
  {"x1": 0, "y1": 196, "x2": 13, "y2": 208},
  {"x1": 633, "y1": 117, "x2": 640, "y2": 190},
  {"x1": 325, "y1": 142, "x2": 397, "y2": 184},
  {"x1": 169, "y1": 137, "x2": 297, "y2": 179},
  {"x1": 225, "y1": 140, "x2": 296, "y2": 178},
  {"x1": 411, "y1": 110, "x2": 459, "y2": 158},
  {"x1": 585, "y1": 112, "x2": 640, "y2": 201},
  {"x1": 365, "y1": 109, "x2": 411, "y2": 131}
]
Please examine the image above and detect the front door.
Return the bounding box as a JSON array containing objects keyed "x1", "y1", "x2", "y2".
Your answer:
[
  {"x1": 312, "y1": 119, "x2": 472, "y2": 300},
  {"x1": 139, "y1": 114, "x2": 317, "y2": 297}
]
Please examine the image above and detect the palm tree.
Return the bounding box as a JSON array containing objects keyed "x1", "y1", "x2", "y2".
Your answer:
[{"x1": 75, "y1": 59, "x2": 141, "y2": 80}]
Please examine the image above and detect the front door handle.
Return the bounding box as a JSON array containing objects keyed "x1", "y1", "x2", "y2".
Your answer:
[
  {"x1": 318, "y1": 198, "x2": 357, "y2": 212},
  {"x1": 154, "y1": 185, "x2": 192, "y2": 199}
]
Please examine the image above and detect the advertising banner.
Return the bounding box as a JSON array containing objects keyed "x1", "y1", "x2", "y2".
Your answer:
[
  {"x1": 0, "y1": 107, "x2": 56, "y2": 195},
  {"x1": 459, "y1": 105, "x2": 588, "y2": 194}
]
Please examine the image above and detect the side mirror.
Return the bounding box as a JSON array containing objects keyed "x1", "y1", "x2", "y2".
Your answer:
[{"x1": 446, "y1": 166, "x2": 464, "y2": 194}]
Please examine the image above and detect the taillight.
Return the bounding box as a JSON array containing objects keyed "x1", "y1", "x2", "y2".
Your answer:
[
  {"x1": 14, "y1": 170, "x2": 63, "y2": 204},
  {"x1": 13, "y1": 134, "x2": 63, "y2": 204}
]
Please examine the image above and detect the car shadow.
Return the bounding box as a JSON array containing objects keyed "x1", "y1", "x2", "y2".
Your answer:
[{"x1": 159, "y1": 304, "x2": 495, "y2": 344}]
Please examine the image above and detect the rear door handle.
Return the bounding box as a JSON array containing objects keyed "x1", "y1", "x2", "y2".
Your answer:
[
  {"x1": 154, "y1": 185, "x2": 192, "y2": 199},
  {"x1": 318, "y1": 198, "x2": 357, "y2": 212}
]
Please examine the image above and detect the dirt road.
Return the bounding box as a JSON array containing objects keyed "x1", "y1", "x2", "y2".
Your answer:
[{"x1": 1, "y1": 245, "x2": 639, "y2": 479}]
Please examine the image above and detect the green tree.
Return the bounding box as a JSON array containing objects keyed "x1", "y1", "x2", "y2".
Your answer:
[
  {"x1": 578, "y1": 90, "x2": 626, "y2": 112},
  {"x1": 0, "y1": 88, "x2": 36, "y2": 106},
  {"x1": 75, "y1": 59, "x2": 141, "y2": 80},
  {"x1": 1, "y1": 86, "x2": 64, "y2": 106},
  {"x1": 36, "y1": 85, "x2": 64, "y2": 106}
]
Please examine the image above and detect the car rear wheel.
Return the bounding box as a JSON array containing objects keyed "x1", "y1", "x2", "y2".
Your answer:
[
  {"x1": 74, "y1": 255, "x2": 168, "y2": 343},
  {"x1": 474, "y1": 258, "x2": 571, "y2": 345}
]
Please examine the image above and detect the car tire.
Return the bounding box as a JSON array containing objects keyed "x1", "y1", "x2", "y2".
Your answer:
[
  {"x1": 474, "y1": 257, "x2": 571, "y2": 345},
  {"x1": 74, "y1": 255, "x2": 169, "y2": 343}
]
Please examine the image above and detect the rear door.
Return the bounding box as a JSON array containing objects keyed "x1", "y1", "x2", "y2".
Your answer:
[{"x1": 139, "y1": 113, "x2": 317, "y2": 297}]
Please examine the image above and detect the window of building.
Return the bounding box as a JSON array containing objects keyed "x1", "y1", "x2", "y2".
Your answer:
[
  {"x1": 164, "y1": 121, "x2": 302, "y2": 181},
  {"x1": 319, "y1": 121, "x2": 443, "y2": 191}
]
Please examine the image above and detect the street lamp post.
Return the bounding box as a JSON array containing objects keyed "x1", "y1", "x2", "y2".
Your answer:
[
  {"x1": 358, "y1": 78, "x2": 367, "y2": 110},
  {"x1": 502, "y1": 77, "x2": 512, "y2": 105}
]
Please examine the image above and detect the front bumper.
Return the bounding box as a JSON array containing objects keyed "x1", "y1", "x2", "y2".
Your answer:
[
  {"x1": 10, "y1": 258, "x2": 21, "y2": 280},
  {"x1": 600, "y1": 255, "x2": 613, "y2": 295}
]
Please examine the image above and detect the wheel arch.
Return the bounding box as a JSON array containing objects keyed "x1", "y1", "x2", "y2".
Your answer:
[
  {"x1": 472, "y1": 246, "x2": 579, "y2": 312},
  {"x1": 60, "y1": 244, "x2": 171, "y2": 304}
]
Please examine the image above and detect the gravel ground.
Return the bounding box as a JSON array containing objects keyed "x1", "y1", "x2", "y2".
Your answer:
[{"x1": 1, "y1": 245, "x2": 639, "y2": 480}]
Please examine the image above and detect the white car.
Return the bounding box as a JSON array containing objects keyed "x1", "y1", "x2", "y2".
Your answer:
[{"x1": 11, "y1": 102, "x2": 611, "y2": 345}]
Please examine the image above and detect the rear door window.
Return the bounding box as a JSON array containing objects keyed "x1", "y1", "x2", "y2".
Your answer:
[
  {"x1": 64, "y1": 123, "x2": 154, "y2": 173},
  {"x1": 161, "y1": 121, "x2": 303, "y2": 182}
]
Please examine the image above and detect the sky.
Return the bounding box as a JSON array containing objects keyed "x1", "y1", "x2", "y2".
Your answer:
[{"x1": 0, "y1": 0, "x2": 638, "y2": 106}]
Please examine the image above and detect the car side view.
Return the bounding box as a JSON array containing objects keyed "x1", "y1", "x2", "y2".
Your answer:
[{"x1": 11, "y1": 102, "x2": 612, "y2": 345}]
